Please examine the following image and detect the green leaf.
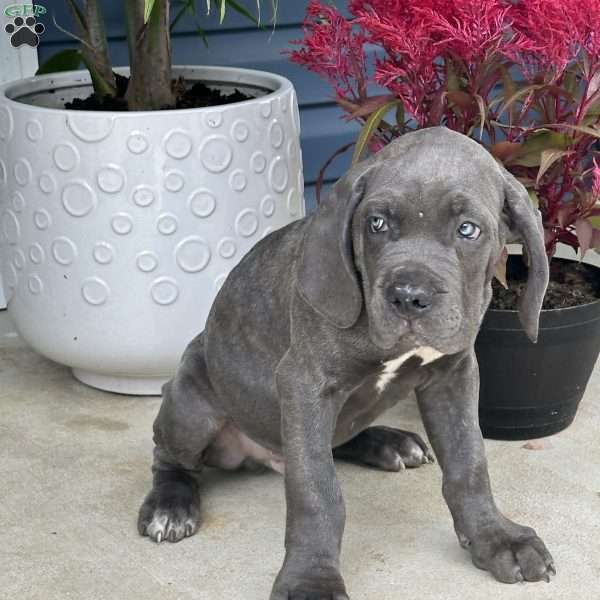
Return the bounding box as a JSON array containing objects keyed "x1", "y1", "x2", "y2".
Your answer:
[
  {"x1": 528, "y1": 189, "x2": 540, "y2": 209},
  {"x1": 36, "y1": 49, "x2": 82, "y2": 75},
  {"x1": 497, "y1": 84, "x2": 545, "y2": 119},
  {"x1": 352, "y1": 100, "x2": 403, "y2": 164},
  {"x1": 506, "y1": 131, "x2": 573, "y2": 167},
  {"x1": 80, "y1": 53, "x2": 116, "y2": 97},
  {"x1": 473, "y1": 93, "x2": 487, "y2": 141},
  {"x1": 447, "y1": 59, "x2": 461, "y2": 92},
  {"x1": 563, "y1": 68, "x2": 578, "y2": 95},
  {"x1": 144, "y1": 0, "x2": 156, "y2": 24},
  {"x1": 396, "y1": 101, "x2": 405, "y2": 129},
  {"x1": 544, "y1": 123, "x2": 600, "y2": 139},
  {"x1": 494, "y1": 246, "x2": 509, "y2": 289},
  {"x1": 225, "y1": 0, "x2": 260, "y2": 25},
  {"x1": 589, "y1": 216, "x2": 600, "y2": 229},
  {"x1": 536, "y1": 149, "x2": 572, "y2": 185},
  {"x1": 497, "y1": 64, "x2": 517, "y2": 121},
  {"x1": 219, "y1": 0, "x2": 226, "y2": 23}
]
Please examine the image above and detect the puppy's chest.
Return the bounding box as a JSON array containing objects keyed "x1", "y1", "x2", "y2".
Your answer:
[{"x1": 375, "y1": 347, "x2": 444, "y2": 394}]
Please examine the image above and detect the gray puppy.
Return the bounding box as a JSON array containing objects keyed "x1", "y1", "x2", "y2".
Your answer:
[{"x1": 138, "y1": 127, "x2": 554, "y2": 599}]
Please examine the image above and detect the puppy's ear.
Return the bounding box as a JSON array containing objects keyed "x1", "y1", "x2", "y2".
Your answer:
[
  {"x1": 500, "y1": 167, "x2": 549, "y2": 343},
  {"x1": 297, "y1": 161, "x2": 375, "y2": 328}
]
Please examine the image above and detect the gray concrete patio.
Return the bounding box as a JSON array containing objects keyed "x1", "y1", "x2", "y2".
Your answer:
[{"x1": 1, "y1": 309, "x2": 599, "y2": 600}]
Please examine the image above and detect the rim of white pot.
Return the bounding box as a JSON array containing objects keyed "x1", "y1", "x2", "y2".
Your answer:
[{"x1": 0, "y1": 65, "x2": 292, "y2": 115}]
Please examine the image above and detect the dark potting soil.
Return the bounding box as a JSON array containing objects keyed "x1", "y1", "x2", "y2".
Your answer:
[
  {"x1": 491, "y1": 256, "x2": 600, "y2": 310},
  {"x1": 65, "y1": 75, "x2": 253, "y2": 111}
]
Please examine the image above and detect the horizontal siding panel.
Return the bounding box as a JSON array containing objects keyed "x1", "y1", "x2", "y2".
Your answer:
[
  {"x1": 39, "y1": 1, "x2": 308, "y2": 44},
  {"x1": 300, "y1": 104, "x2": 358, "y2": 183}
]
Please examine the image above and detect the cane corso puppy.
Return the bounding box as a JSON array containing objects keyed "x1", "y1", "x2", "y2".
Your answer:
[{"x1": 138, "y1": 127, "x2": 554, "y2": 598}]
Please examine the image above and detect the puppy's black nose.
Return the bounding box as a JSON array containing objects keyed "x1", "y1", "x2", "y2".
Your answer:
[{"x1": 390, "y1": 283, "x2": 433, "y2": 316}]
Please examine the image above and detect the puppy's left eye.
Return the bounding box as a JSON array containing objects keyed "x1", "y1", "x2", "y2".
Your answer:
[
  {"x1": 458, "y1": 221, "x2": 481, "y2": 240},
  {"x1": 368, "y1": 216, "x2": 388, "y2": 233}
]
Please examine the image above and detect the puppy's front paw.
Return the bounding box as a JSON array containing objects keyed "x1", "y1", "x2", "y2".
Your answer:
[
  {"x1": 270, "y1": 564, "x2": 349, "y2": 600},
  {"x1": 137, "y1": 480, "x2": 200, "y2": 543},
  {"x1": 463, "y1": 520, "x2": 555, "y2": 583}
]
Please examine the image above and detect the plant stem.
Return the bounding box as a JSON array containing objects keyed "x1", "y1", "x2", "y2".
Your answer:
[{"x1": 126, "y1": 0, "x2": 175, "y2": 110}]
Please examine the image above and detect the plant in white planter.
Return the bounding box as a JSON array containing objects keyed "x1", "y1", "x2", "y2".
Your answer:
[{"x1": 0, "y1": 0, "x2": 304, "y2": 394}]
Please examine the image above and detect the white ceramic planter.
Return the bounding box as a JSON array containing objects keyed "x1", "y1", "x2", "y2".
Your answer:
[{"x1": 0, "y1": 66, "x2": 304, "y2": 394}]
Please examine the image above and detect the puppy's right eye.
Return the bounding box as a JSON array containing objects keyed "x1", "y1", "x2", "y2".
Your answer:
[{"x1": 368, "y1": 216, "x2": 388, "y2": 233}]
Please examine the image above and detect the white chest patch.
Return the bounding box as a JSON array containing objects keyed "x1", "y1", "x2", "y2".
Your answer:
[{"x1": 375, "y1": 347, "x2": 444, "y2": 394}]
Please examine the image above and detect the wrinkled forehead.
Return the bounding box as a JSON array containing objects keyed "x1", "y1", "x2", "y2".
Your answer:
[{"x1": 365, "y1": 138, "x2": 504, "y2": 210}]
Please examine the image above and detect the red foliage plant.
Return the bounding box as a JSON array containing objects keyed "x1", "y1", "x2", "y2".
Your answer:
[{"x1": 290, "y1": 0, "x2": 600, "y2": 257}]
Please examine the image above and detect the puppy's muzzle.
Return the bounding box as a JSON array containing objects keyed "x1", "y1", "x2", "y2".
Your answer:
[
  {"x1": 389, "y1": 282, "x2": 433, "y2": 316},
  {"x1": 386, "y1": 269, "x2": 446, "y2": 318}
]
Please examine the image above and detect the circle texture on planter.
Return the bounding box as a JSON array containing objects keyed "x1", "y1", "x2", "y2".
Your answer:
[
  {"x1": 111, "y1": 213, "x2": 134, "y2": 235},
  {"x1": 230, "y1": 169, "x2": 247, "y2": 192},
  {"x1": 13, "y1": 248, "x2": 25, "y2": 269},
  {"x1": 127, "y1": 131, "x2": 150, "y2": 154},
  {"x1": 0, "y1": 158, "x2": 6, "y2": 185},
  {"x1": 175, "y1": 237, "x2": 211, "y2": 273},
  {"x1": 29, "y1": 243, "x2": 45, "y2": 264},
  {"x1": 11, "y1": 191, "x2": 25, "y2": 213},
  {"x1": 28, "y1": 274, "x2": 43, "y2": 295},
  {"x1": 52, "y1": 237, "x2": 78, "y2": 265},
  {"x1": 235, "y1": 209, "x2": 259, "y2": 238},
  {"x1": 163, "y1": 170, "x2": 185, "y2": 192},
  {"x1": 62, "y1": 180, "x2": 96, "y2": 217},
  {"x1": 14, "y1": 157, "x2": 32, "y2": 185},
  {"x1": 200, "y1": 136, "x2": 233, "y2": 173},
  {"x1": 251, "y1": 151, "x2": 267, "y2": 173},
  {"x1": 81, "y1": 277, "x2": 110, "y2": 306},
  {"x1": 214, "y1": 273, "x2": 227, "y2": 291},
  {"x1": 232, "y1": 119, "x2": 250, "y2": 142},
  {"x1": 38, "y1": 172, "x2": 55, "y2": 194},
  {"x1": 164, "y1": 129, "x2": 192, "y2": 159},
  {"x1": 26, "y1": 119, "x2": 42, "y2": 142},
  {"x1": 269, "y1": 157, "x2": 289, "y2": 193},
  {"x1": 188, "y1": 189, "x2": 216, "y2": 218},
  {"x1": 132, "y1": 185, "x2": 155, "y2": 207},
  {"x1": 2, "y1": 209, "x2": 20, "y2": 244},
  {"x1": 217, "y1": 238, "x2": 237, "y2": 259},
  {"x1": 137, "y1": 251, "x2": 158, "y2": 273},
  {"x1": 205, "y1": 111, "x2": 223, "y2": 128},
  {"x1": 93, "y1": 242, "x2": 114, "y2": 265},
  {"x1": 150, "y1": 277, "x2": 179, "y2": 306},
  {"x1": 261, "y1": 195, "x2": 275, "y2": 217},
  {"x1": 0, "y1": 105, "x2": 13, "y2": 141},
  {"x1": 97, "y1": 165, "x2": 125, "y2": 193},
  {"x1": 157, "y1": 214, "x2": 178, "y2": 235},
  {"x1": 33, "y1": 209, "x2": 51, "y2": 230},
  {"x1": 67, "y1": 113, "x2": 114, "y2": 142},
  {"x1": 287, "y1": 188, "x2": 301, "y2": 217},
  {"x1": 53, "y1": 143, "x2": 79, "y2": 172},
  {"x1": 269, "y1": 120, "x2": 284, "y2": 149}
]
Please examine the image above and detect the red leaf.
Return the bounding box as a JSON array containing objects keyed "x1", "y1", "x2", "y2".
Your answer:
[
  {"x1": 490, "y1": 141, "x2": 520, "y2": 161},
  {"x1": 345, "y1": 94, "x2": 398, "y2": 120}
]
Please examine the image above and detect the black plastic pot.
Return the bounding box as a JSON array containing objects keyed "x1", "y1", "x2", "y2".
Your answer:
[{"x1": 475, "y1": 260, "x2": 600, "y2": 440}]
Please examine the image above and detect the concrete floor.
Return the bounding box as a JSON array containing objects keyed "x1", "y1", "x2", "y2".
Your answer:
[{"x1": 1, "y1": 310, "x2": 600, "y2": 600}]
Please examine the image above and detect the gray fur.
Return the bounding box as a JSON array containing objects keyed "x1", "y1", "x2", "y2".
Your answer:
[{"x1": 138, "y1": 127, "x2": 553, "y2": 598}]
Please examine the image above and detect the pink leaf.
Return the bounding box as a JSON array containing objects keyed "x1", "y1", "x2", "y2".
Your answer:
[{"x1": 576, "y1": 218, "x2": 593, "y2": 256}]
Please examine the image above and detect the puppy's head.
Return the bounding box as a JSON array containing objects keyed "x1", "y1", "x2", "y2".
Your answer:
[{"x1": 297, "y1": 127, "x2": 548, "y2": 354}]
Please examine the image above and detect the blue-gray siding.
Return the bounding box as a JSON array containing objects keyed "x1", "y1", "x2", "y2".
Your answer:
[{"x1": 37, "y1": 1, "x2": 359, "y2": 211}]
